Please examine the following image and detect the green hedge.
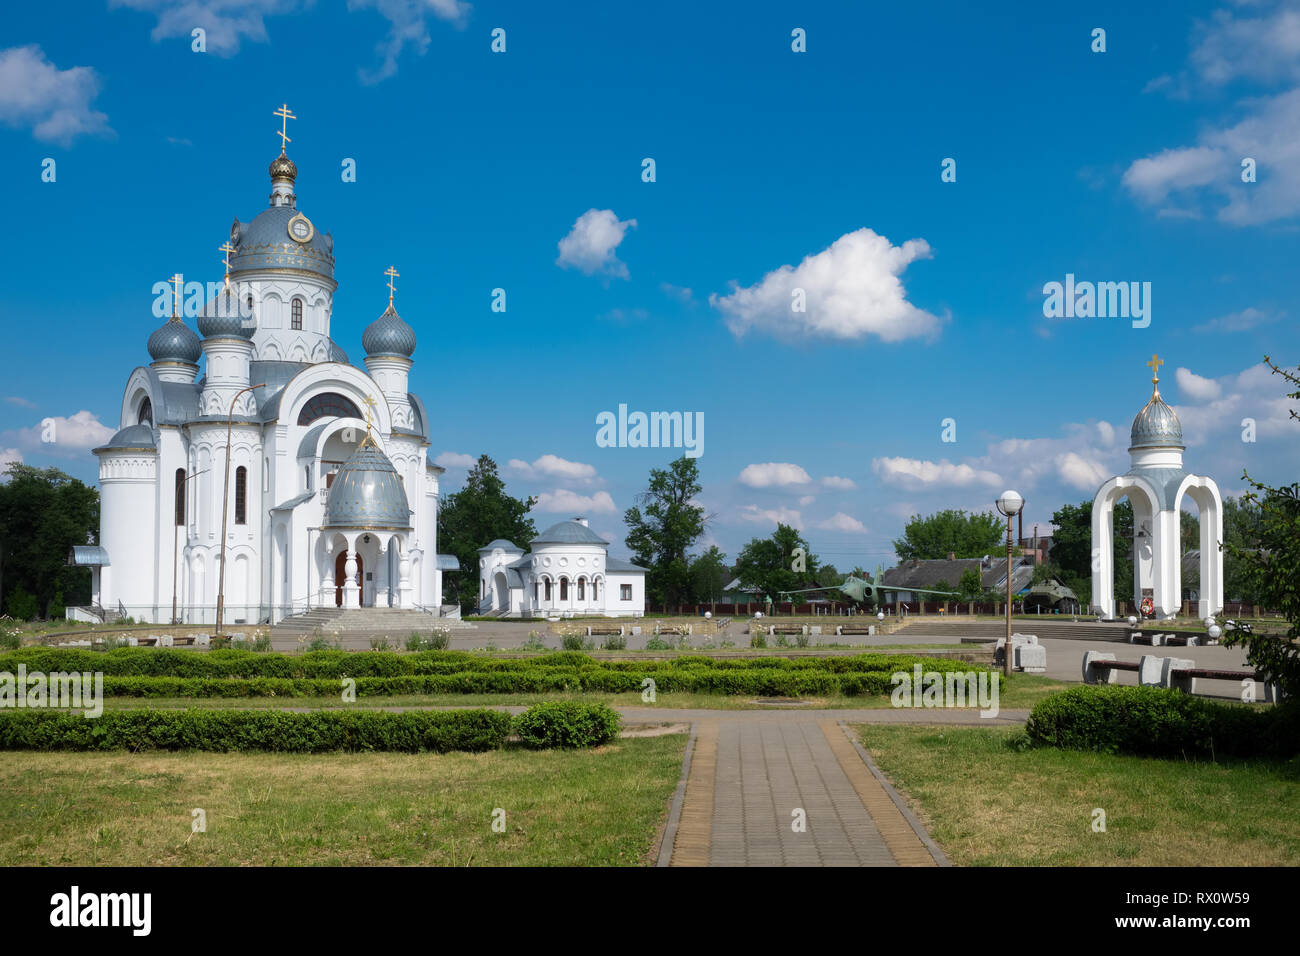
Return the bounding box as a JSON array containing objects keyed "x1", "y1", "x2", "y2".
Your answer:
[
  {"x1": 1025, "y1": 685, "x2": 1300, "y2": 758},
  {"x1": 0, "y1": 708, "x2": 512, "y2": 753},
  {"x1": 513, "y1": 702, "x2": 621, "y2": 749}
]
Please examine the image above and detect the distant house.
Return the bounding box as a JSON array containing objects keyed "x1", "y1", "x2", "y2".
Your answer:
[{"x1": 879, "y1": 553, "x2": 1034, "y2": 604}]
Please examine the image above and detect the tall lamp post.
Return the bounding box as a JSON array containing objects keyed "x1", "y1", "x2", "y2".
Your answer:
[
  {"x1": 171, "y1": 468, "x2": 209, "y2": 624},
  {"x1": 214, "y1": 383, "x2": 265, "y2": 637},
  {"x1": 995, "y1": 490, "x2": 1024, "y2": 678}
]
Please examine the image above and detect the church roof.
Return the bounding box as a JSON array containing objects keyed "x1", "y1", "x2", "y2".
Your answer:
[
  {"x1": 323, "y1": 437, "x2": 412, "y2": 530},
  {"x1": 94, "y1": 424, "x2": 155, "y2": 453},
  {"x1": 229, "y1": 204, "x2": 335, "y2": 282},
  {"x1": 1130, "y1": 393, "x2": 1184, "y2": 450},
  {"x1": 147, "y1": 316, "x2": 201, "y2": 364},
  {"x1": 605, "y1": 557, "x2": 647, "y2": 573},
  {"x1": 479, "y1": 539, "x2": 523, "y2": 552},
  {"x1": 531, "y1": 520, "x2": 609, "y2": 546},
  {"x1": 362, "y1": 304, "x2": 417, "y2": 358}
]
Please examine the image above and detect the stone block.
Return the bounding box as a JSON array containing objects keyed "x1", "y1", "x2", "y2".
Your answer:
[
  {"x1": 127, "y1": 637, "x2": 138, "y2": 647},
  {"x1": 1083, "y1": 651, "x2": 1117, "y2": 684},
  {"x1": 1162, "y1": 657, "x2": 1196, "y2": 693},
  {"x1": 1010, "y1": 632, "x2": 1038, "y2": 645},
  {"x1": 158, "y1": 635, "x2": 174, "y2": 647},
  {"x1": 630, "y1": 626, "x2": 641, "y2": 636},
  {"x1": 1015, "y1": 643, "x2": 1047, "y2": 673},
  {"x1": 810, "y1": 625, "x2": 821, "y2": 636},
  {"x1": 1137, "y1": 655, "x2": 1164, "y2": 686}
]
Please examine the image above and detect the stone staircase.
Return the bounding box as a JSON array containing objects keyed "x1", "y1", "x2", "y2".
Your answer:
[
  {"x1": 891, "y1": 618, "x2": 1135, "y2": 644},
  {"x1": 272, "y1": 607, "x2": 477, "y2": 643}
]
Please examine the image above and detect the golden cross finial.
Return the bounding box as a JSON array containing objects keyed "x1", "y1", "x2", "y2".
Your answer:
[
  {"x1": 384, "y1": 266, "x2": 399, "y2": 307},
  {"x1": 169, "y1": 272, "x2": 183, "y2": 319},
  {"x1": 274, "y1": 103, "x2": 295, "y2": 154},
  {"x1": 1147, "y1": 353, "x2": 1163, "y2": 399},
  {"x1": 219, "y1": 242, "x2": 235, "y2": 288},
  {"x1": 362, "y1": 395, "x2": 378, "y2": 434}
]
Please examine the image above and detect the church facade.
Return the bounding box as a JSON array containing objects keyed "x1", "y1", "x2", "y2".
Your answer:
[{"x1": 79, "y1": 137, "x2": 455, "y2": 625}]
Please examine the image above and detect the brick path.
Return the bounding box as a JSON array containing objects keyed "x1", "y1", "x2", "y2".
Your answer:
[{"x1": 667, "y1": 712, "x2": 971, "y2": 867}]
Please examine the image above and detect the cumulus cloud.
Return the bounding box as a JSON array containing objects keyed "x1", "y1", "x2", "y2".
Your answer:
[
  {"x1": 0, "y1": 448, "x2": 22, "y2": 478},
  {"x1": 1189, "y1": 3, "x2": 1300, "y2": 87},
  {"x1": 0, "y1": 45, "x2": 111, "y2": 144},
  {"x1": 738, "y1": 462, "x2": 812, "y2": 488},
  {"x1": 1055, "y1": 452, "x2": 1111, "y2": 492},
  {"x1": 798, "y1": 495, "x2": 815, "y2": 506},
  {"x1": 556, "y1": 209, "x2": 637, "y2": 278},
  {"x1": 350, "y1": 0, "x2": 471, "y2": 84},
  {"x1": 507, "y1": 454, "x2": 599, "y2": 483},
  {"x1": 4, "y1": 397, "x2": 36, "y2": 409},
  {"x1": 434, "y1": 451, "x2": 476, "y2": 468},
  {"x1": 871, "y1": 457, "x2": 1002, "y2": 490},
  {"x1": 109, "y1": 0, "x2": 299, "y2": 56},
  {"x1": 816, "y1": 512, "x2": 867, "y2": 533},
  {"x1": 710, "y1": 228, "x2": 943, "y2": 343},
  {"x1": 737, "y1": 504, "x2": 803, "y2": 528},
  {"x1": 1193, "y1": 306, "x2": 1281, "y2": 333},
  {"x1": 1176, "y1": 367, "x2": 1223, "y2": 402},
  {"x1": 0, "y1": 411, "x2": 114, "y2": 460},
  {"x1": 534, "y1": 488, "x2": 617, "y2": 514},
  {"x1": 821, "y1": 475, "x2": 856, "y2": 490}
]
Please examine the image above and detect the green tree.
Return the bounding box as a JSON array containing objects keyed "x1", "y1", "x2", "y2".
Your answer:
[
  {"x1": 437, "y1": 455, "x2": 537, "y2": 613},
  {"x1": 814, "y1": 563, "x2": 842, "y2": 589},
  {"x1": 624, "y1": 457, "x2": 708, "y2": 608},
  {"x1": 734, "y1": 524, "x2": 819, "y2": 605},
  {"x1": 0, "y1": 464, "x2": 100, "y2": 617},
  {"x1": 1048, "y1": 498, "x2": 1134, "y2": 611},
  {"x1": 688, "y1": 546, "x2": 729, "y2": 604},
  {"x1": 1221, "y1": 495, "x2": 1264, "y2": 603},
  {"x1": 1222, "y1": 357, "x2": 1300, "y2": 698},
  {"x1": 892, "y1": 509, "x2": 1005, "y2": 562},
  {"x1": 957, "y1": 568, "x2": 984, "y2": 602}
]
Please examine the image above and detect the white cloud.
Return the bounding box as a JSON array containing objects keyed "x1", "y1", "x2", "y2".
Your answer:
[
  {"x1": 350, "y1": 0, "x2": 471, "y2": 85},
  {"x1": 556, "y1": 209, "x2": 637, "y2": 278},
  {"x1": 1055, "y1": 452, "x2": 1110, "y2": 492},
  {"x1": 434, "y1": 451, "x2": 476, "y2": 468},
  {"x1": 1189, "y1": 4, "x2": 1300, "y2": 87},
  {"x1": 816, "y1": 512, "x2": 867, "y2": 533},
  {"x1": 4, "y1": 397, "x2": 36, "y2": 409},
  {"x1": 0, "y1": 45, "x2": 111, "y2": 144},
  {"x1": 0, "y1": 448, "x2": 22, "y2": 478},
  {"x1": 798, "y1": 495, "x2": 815, "y2": 506},
  {"x1": 821, "y1": 475, "x2": 856, "y2": 490},
  {"x1": 738, "y1": 462, "x2": 811, "y2": 488},
  {"x1": 534, "y1": 488, "x2": 617, "y2": 514},
  {"x1": 737, "y1": 504, "x2": 803, "y2": 528},
  {"x1": 710, "y1": 228, "x2": 943, "y2": 343},
  {"x1": 660, "y1": 282, "x2": 694, "y2": 303},
  {"x1": 507, "y1": 454, "x2": 598, "y2": 483},
  {"x1": 109, "y1": 0, "x2": 299, "y2": 56},
  {"x1": 1193, "y1": 306, "x2": 1280, "y2": 333},
  {"x1": 0, "y1": 411, "x2": 115, "y2": 460},
  {"x1": 871, "y1": 457, "x2": 1002, "y2": 490},
  {"x1": 1176, "y1": 367, "x2": 1223, "y2": 402}
]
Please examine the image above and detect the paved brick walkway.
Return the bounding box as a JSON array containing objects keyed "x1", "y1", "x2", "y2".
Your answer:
[{"x1": 669, "y1": 715, "x2": 951, "y2": 867}]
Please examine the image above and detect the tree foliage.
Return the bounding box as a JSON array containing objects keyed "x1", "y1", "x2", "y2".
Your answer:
[
  {"x1": 734, "y1": 523, "x2": 820, "y2": 604},
  {"x1": 688, "y1": 545, "x2": 729, "y2": 604},
  {"x1": 0, "y1": 464, "x2": 100, "y2": 618},
  {"x1": 624, "y1": 457, "x2": 708, "y2": 608},
  {"x1": 892, "y1": 509, "x2": 1005, "y2": 562},
  {"x1": 437, "y1": 455, "x2": 537, "y2": 613},
  {"x1": 1221, "y1": 357, "x2": 1300, "y2": 699},
  {"x1": 1047, "y1": 498, "x2": 1133, "y2": 611}
]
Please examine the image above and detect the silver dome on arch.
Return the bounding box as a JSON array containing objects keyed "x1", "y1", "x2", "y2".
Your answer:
[
  {"x1": 323, "y1": 439, "x2": 412, "y2": 530},
  {"x1": 1130, "y1": 393, "x2": 1184, "y2": 450}
]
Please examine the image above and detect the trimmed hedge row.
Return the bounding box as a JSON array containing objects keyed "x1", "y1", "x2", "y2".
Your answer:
[
  {"x1": 3, "y1": 647, "x2": 984, "y2": 680},
  {"x1": 83, "y1": 663, "x2": 997, "y2": 699},
  {"x1": 0, "y1": 708, "x2": 513, "y2": 753},
  {"x1": 0, "y1": 702, "x2": 625, "y2": 753},
  {"x1": 1025, "y1": 684, "x2": 1300, "y2": 758},
  {"x1": 514, "y1": 701, "x2": 621, "y2": 749}
]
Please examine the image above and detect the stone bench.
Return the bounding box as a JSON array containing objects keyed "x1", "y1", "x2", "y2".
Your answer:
[
  {"x1": 1084, "y1": 652, "x2": 1280, "y2": 701},
  {"x1": 836, "y1": 624, "x2": 875, "y2": 636},
  {"x1": 585, "y1": 625, "x2": 625, "y2": 637},
  {"x1": 654, "y1": 624, "x2": 692, "y2": 636},
  {"x1": 768, "y1": 624, "x2": 807, "y2": 636}
]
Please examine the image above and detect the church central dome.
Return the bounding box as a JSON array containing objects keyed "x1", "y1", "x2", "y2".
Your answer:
[
  {"x1": 1130, "y1": 376, "x2": 1184, "y2": 451},
  {"x1": 324, "y1": 438, "x2": 412, "y2": 530}
]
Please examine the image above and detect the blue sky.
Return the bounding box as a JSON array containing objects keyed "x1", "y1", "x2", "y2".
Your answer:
[{"x1": 1, "y1": 0, "x2": 1298, "y2": 566}]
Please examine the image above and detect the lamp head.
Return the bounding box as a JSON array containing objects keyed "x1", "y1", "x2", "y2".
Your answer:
[{"x1": 996, "y1": 490, "x2": 1024, "y2": 516}]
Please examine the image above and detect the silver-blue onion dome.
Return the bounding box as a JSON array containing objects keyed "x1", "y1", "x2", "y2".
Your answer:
[
  {"x1": 147, "y1": 316, "x2": 202, "y2": 364},
  {"x1": 323, "y1": 438, "x2": 412, "y2": 530},
  {"x1": 197, "y1": 296, "x2": 255, "y2": 339},
  {"x1": 1130, "y1": 390, "x2": 1184, "y2": 450},
  {"x1": 362, "y1": 304, "x2": 417, "y2": 358}
]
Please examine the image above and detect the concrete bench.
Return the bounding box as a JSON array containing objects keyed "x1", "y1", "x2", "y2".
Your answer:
[
  {"x1": 655, "y1": 624, "x2": 692, "y2": 636},
  {"x1": 768, "y1": 624, "x2": 807, "y2": 636},
  {"x1": 836, "y1": 624, "x2": 875, "y2": 636},
  {"x1": 585, "y1": 625, "x2": 625, "y2": 637}
]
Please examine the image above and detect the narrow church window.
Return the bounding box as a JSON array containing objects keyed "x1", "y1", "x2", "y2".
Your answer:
[
  {"x1": 235, "y1": 466, "x2": 247, "y2": 525},
  {"x1": 592, "y1": 580, "x2": 598, "y2": 601},
  {"x1": 174, "y1": 469, "x2": 186, "y2": 526},
  {"x1": 138, "y1": 398, "x2": 153, "y2": 427},
  {"x1": 577, "y1": 579, "x2": 585, "y2": 600},
  {"x1": 292, "y1": 297, "x2": 303, "y2": 330},
  {"x1": 544, "y1": 580, "x2": 552, "y2": 601},
  {"x1": 560, "y1": 578, "x2": 568, "y2": 600}
]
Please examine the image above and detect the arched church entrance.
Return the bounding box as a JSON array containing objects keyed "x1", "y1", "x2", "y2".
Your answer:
[
  {"x1": 335, "y1": 551, "x2": 363, "y2": 607},
  {"x1": 493, "y1": 571, "x2": 509, "y2": 612}
]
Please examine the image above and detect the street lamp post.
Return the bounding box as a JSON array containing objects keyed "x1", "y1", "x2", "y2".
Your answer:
[
  {"x1": 171, "y1": 468, "x2": 209, "y2": 624},
  {"x1": 214, "y1": 383, "x2": 264, "y2": 637},
  {"x1": 995, "y1": 490, "x2": 1024, "y2": 678}
]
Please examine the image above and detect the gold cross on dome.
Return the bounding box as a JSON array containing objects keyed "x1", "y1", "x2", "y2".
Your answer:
[
  {"x1": 219, "y1": 242, "x2": 235, "y2": 287},
  {"x1": 169, "y1": 272, "x2": 183, "y2": 319},
  {"x1": 1147, "y1": 353, "x2": 1163, "y2": 383},
  {"x1": 362, "y1": 395, "x2": 378, "y2": 434},
  {"x1": 384, "y1": 266, "x2": 399, "y2": 307},
  {"x1": 274, "y1": 103, "x2": 295, "y2": 154}
]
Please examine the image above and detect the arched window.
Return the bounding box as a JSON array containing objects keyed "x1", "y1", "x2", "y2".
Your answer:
[
  {"x1": 138, "y1": 398, "x2": 153, "y2": 427},
  {"x1": 291, "y1": 297, "x2": 303, "y2": 330},
  {"x1": 544, "y1": 579, "x2": 552, "y2": 601},
  {"x1": 297, "y1": 392, "x2": 363, "y2": 426},
  {"x1": 174, "y1": 469, "x2": 186, "y2": 526},
  {"x1": 577, "y1": 579, "x2": 585, "y2": 600},
  {"x1": 235, "y1": 466, "x2": 247, "y2": 525},
  {"x1": 560, "y1": 577, "x2": 569, "y2": 600},
  {"x1": 592, "y1": 580, "x2": 598, "y2": 601}
]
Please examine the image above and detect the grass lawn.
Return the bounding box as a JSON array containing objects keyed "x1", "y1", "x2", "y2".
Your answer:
[
  {"x1": 860, "y1": 723, "x2": 1300, "y2": 866},
  {"x1": 0, "y1": 734, "x2": 686, "y2": 866},
  {"x1": 96, "y1": 673, "x2": 1065, "y2": 712}
]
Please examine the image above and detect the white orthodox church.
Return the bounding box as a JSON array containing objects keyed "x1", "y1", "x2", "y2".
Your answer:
[
  {"x1": 1091, "y1": 357, "x2": 1223, "y2": 620},
  {"x1": 477, "y1": 517, "x2": 646, "y2": 618},
  {"x1": 74, "y1": 134, "x2": 459, "y2": 625}
]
